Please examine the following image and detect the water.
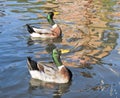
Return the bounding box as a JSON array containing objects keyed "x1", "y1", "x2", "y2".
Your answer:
[{"x1": 0, "y1": 0, "x2": 120, "y2": 98}]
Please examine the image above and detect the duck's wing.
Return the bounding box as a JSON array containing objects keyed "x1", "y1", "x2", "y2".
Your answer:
[
  {"x1": 27, "y1": 57, "x2": 39, "y2": 70},
  {"x1": 33, "y1": 28, "x2": 53, "y2": 34},
  {"x1": 27, "y1": 57, "x2": 46, "y2": 72},
  {"x1": 27, "y1": 57, "x2": 57, "y2": 73},
  {"x1": 37, "y1": 63, "x2": 58, "y2": 75},
  {"x1": 26, "y1": 24, "x2": 35, "y2": 34},
  {"x1": 26, "y1": 24, "x2": 52, "y2": 34}
]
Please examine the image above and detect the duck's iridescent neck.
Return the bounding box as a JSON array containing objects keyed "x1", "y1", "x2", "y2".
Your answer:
[
  {"x1": 47, "y1": 15, "x2": 55, "y2": 26},
  {"x1": 52, "y1": 55, "x2": 62, "y2": 67}
]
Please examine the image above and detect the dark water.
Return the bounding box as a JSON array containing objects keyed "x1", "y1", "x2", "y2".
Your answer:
[{"x1": 0, "y1": 0, "x2": 120, "y2": 98}]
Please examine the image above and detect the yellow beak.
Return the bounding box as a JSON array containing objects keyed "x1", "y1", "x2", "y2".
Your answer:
[
  {"x1": 53, "y1": 12, "x2": 59, "y2": 15},
  {"x1": 60, "y1": 49, "x2": 70, "y2": 54}
]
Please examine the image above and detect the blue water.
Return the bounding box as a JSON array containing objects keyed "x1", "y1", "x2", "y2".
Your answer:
[{"x1": 0, "y1": 0, "x2": 120, "y2": 98}]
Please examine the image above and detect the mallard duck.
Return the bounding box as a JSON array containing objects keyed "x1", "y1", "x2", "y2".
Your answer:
[
  {"x1": 26, "y1": 12, "x2": 62, "y2": 38},
  {"x1": 27, "y1": 49, "x2": 72, "y2": 83}
]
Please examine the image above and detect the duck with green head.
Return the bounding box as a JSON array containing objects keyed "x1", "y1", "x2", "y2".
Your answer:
[
  {"x1": 26, "y1": 12, "x2": 62, "y2": 38},
  {"x1": 27, "y1": 49, "x2": 72, "y2": 83}
]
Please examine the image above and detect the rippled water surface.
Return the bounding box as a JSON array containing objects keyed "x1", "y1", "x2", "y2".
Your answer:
[{"x1": 0, "y1": 0, "x2": 120, "y2": 98}]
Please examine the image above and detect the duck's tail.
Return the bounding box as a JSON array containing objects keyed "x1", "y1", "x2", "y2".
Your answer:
[
  {"x1": 26, "y1": 24, "x2": 35, "y2": 34},
  {"x1": 27, "y1": 57, "x2": 39, "y2": 70}
]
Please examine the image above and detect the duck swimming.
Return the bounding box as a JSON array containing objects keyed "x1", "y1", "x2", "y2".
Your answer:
[
  {"x1": 27, "y1": 49, "x2": 72, "y2": 83},
  {"x1": 26, "y1": 12, "x2": 62, "y2": 38}
]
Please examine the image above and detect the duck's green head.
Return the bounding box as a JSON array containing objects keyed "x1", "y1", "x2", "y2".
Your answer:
[
  {"x1": 52, "y1": 49, "x2": 63, "y2": 67},
  {"x1": 47, "y1": 12, "x2": 55, "y2": 26}
]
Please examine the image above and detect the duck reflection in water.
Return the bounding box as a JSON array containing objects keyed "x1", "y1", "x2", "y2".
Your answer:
[
  {"x1": 27, "y1": 36, "x2": 62, "y2": 46},
  {"x1": 28, "y1": 78, "x2": 72, "y2": 98}
]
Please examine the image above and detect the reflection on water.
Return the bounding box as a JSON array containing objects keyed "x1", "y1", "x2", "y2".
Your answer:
[
  {"x1": 55, "y1": 0, "x2": 119, "y2": 67},
  {"x1": 0, "y1": 0, "x2": 120, "y2": 98},
  {"x1": 27, "y1": 36, "x2": 62, "y2": 46},
  {"x1": 29, "y1": 78, "x2": 71, "y2": 98}
]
